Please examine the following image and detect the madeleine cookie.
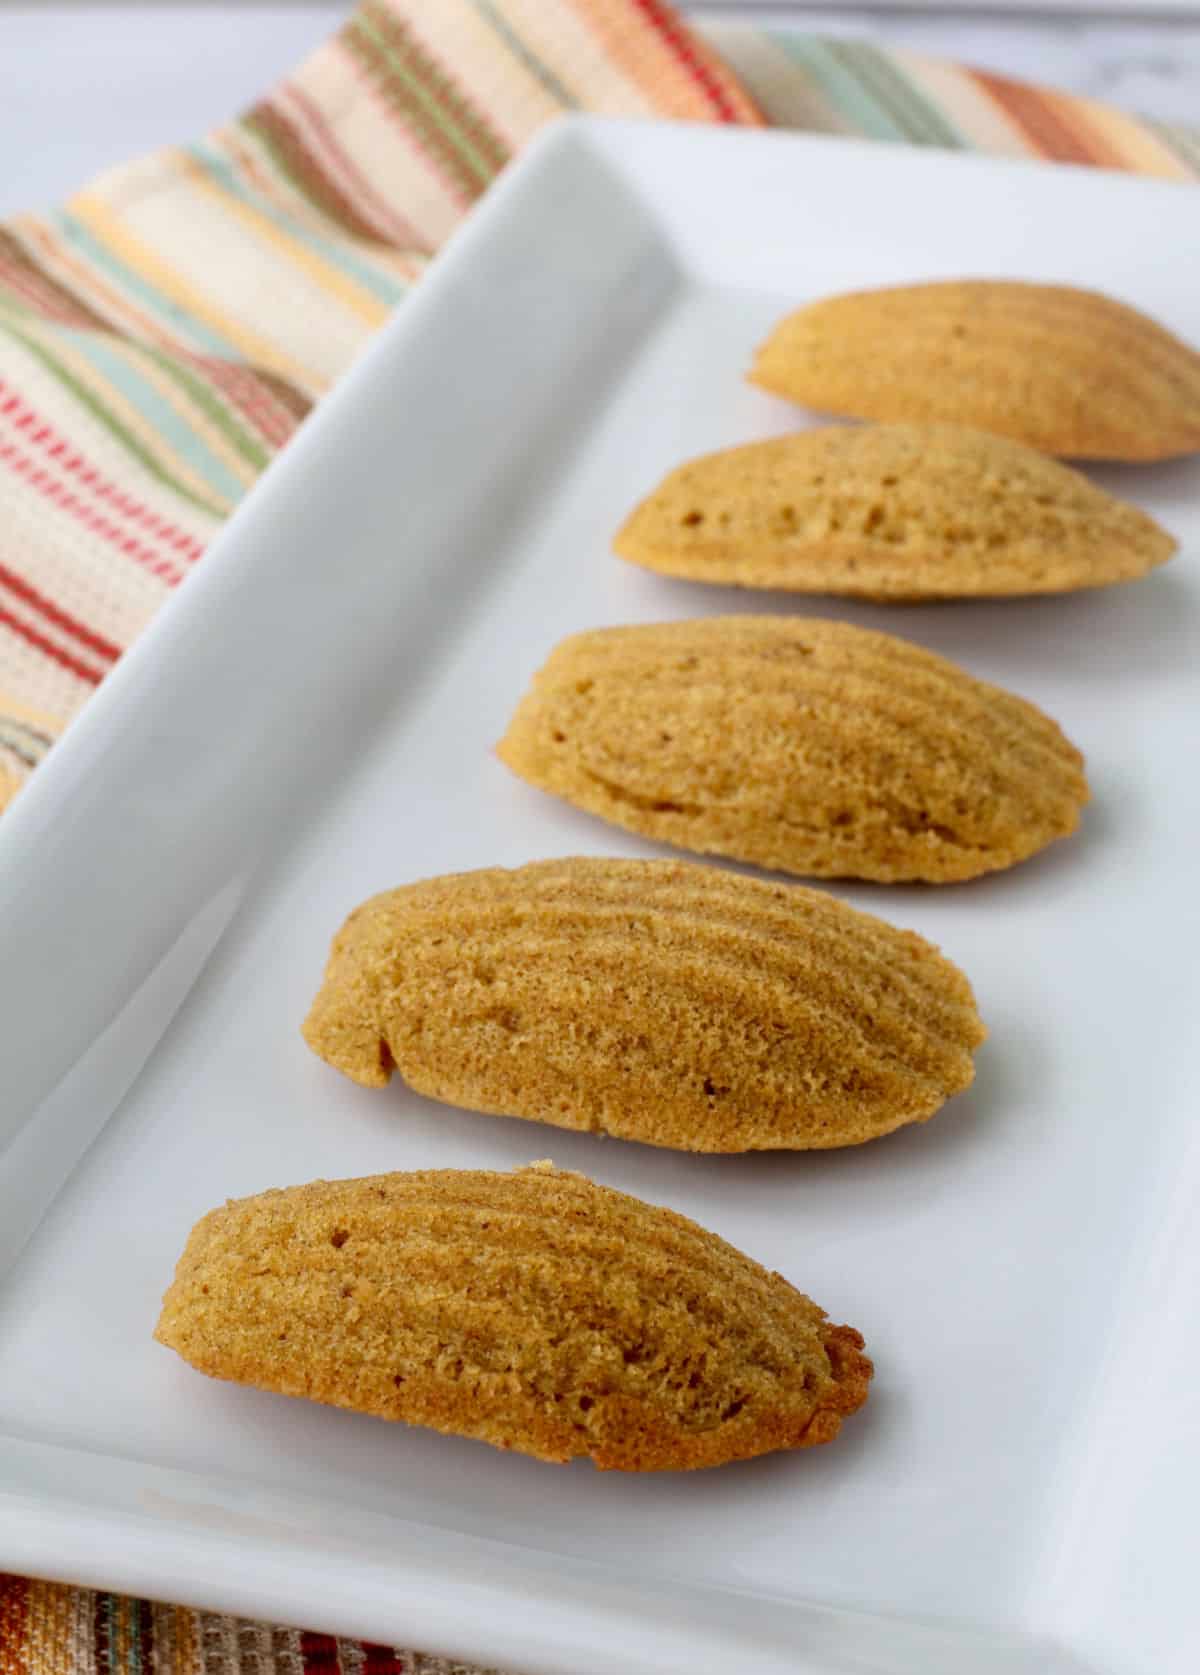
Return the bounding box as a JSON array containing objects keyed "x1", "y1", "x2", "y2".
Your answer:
[
  {"x1": 156, "y1": 1163, "x2": 872, "y2": 1470},
  {"x1": 498, "y1": 617, "x2": 1088, "y2": 883},
  {"x1": 615, "y1": 424, "x2": 1176, "y2": 600},
  {"x1": 302, "y1": 858, "x2": 984, "y2": 1150},
  {"x1": 750, "y1": 281, "x2": 1200, "y2": 461}
]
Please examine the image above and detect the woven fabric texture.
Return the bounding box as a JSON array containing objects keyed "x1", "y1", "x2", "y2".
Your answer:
[
  {"x1": 0, "y1": 1, "x2": 1196, "y2": 811},
  {"x1": 1, "y1": 0, "x2": 1195, "y2": 1669}
]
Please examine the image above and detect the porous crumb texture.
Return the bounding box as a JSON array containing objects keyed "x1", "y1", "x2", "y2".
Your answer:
[
  {"x1": 749, "y1": 281, "x2": 1200, "y2": 462},
  {"x1": 497, "y1": 618, "x2": 1088, "y2": 883},
  {"x1": 155, "y1": 1164, "x2": 873, "y2": 1471},
  {"x1": 614, "y1": 423, "x2": 1177, "y2": 599},
  {"x1": 302, "y1": 857, "x2": 984, "y2": 1150}
]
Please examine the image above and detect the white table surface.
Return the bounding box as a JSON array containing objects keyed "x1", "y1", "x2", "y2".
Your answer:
[{"x1": 0, "y1": 6, "x2": 1198, "y2": 221}]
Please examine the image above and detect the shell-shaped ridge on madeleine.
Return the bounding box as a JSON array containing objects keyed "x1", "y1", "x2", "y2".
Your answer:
[
  {"x1": 750, "y1": 281, "x2": 1200, "y2": 462},
  {"x1": 303, "y1": 857, "x2": 985, "y2": 1151},
  {"x1": 155, "y1": 1164, "x2": 873, "y2": 1471},
  {"x1": 497, "y1": 618, "x2": 1089, "y2": 884}
]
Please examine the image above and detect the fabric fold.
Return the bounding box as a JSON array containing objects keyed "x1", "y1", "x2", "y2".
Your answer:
[{"x1": 0, "y1": 0, "x2": 1194, "y2": 1669}]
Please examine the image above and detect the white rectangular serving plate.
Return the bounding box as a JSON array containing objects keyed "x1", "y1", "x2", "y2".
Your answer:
[{"x1": 1, "y1": 118, "x2": 1198, "y2": 1675}]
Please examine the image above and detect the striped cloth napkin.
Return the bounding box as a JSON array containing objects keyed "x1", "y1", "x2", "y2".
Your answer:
[
  {"x1": 2, "y1": 0, "x2": 1198, "y2": 816},
  {"x1": 0, "y1": 1, "x2": 1195, "y2": 1671}
]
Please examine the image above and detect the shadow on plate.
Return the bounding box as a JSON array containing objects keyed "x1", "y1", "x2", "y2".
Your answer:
[{"x1": 614, "y1": 550, "x2": 1198, "y2": 682}]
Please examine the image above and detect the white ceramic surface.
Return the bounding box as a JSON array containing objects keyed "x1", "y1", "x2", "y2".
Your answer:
[{"x1": 0, "y1": 119, "x2": 1197, "y2": 1675}]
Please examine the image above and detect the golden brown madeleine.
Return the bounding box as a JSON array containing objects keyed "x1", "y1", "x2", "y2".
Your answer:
[
  {"x1": 749, "y1": 281, "x2": 1200, "y2": 461},
  {"x1": 614, "y1": 424, "x2": 1177, "y2": 600},
  {"x1": 156, "y1": 1162, "x2": 872, "y2": 1470},
  {"x1": 498, "y1": 618, "x2": 1088, "y2": 883},
  {"x1": 303, "y1": 858, "x2": 983, "y2": 1150}
]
